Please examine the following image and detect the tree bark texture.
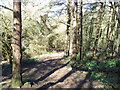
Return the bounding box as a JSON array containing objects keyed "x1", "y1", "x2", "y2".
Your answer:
[
  {"x1": 65, "y1": 0, "x2": 72, "y2": 57},
  {"x1": 12, "y1": 0, "x2": 22, "y2": 88}
]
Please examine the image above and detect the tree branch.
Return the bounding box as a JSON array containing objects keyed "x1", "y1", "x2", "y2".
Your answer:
[{"x1": 0, "y1": 5, "x2": 13, "y2": 11}]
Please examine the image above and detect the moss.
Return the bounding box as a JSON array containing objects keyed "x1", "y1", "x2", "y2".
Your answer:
[{"x1": 11, "y1": 78, "x2": 22, "y2": 88}]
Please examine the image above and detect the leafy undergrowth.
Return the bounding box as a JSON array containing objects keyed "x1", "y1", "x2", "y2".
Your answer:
[
  {"x1": 90, "y1": 71, "x2": 120, "y2": 89},
  {"x1": 76, "y1": 59, "x2": 120, "y2": 73},
  {"x1": 66, "y1": 58, "x2": 120, "y2": 89}
]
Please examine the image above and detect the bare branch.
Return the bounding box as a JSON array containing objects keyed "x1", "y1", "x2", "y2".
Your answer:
[{"x1": 0, "y1": 5, "x2": 13, "y2": 11}]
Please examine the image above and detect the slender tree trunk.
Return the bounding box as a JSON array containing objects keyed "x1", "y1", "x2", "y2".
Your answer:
[
  {"x1": 87, "y1": 19, "x2": 94, "y2": 51},
  {"x1": 109, "y1": 2, "x2": 116, "y2": 57},
  {"x1": 79, "y1": 0, "x2": 83, "y2": 60},
  {"x1": 117, "y1": 4, "x2": 120, "y2": 56},
  {"x1": 75, "y1": 0, "x2": 79, "y2": 55},
  {"x1": 71, "y1": 0, "x2": 78, "y2": 62},
  {"x1": 93, "y1": 2, "x2": 103, "y2": 57},
  {"x1": 106, "y1": 7, "x2": 111, "y2": 57},
  {"x1": 72, "y1": 0, "x2": 78, "y2": 57},
  {"x1": 65, "y1": 0, "x2": 72, "y2": 57},
  {"x1": 113, "y1": 2, "x2": 120, "y2": 57},
  {"x1": 106, "y1": 2, "x2": 117, "y2": 58},
  {"x1": 11, "y1": 0, "x2": 22, "y2": 88}
]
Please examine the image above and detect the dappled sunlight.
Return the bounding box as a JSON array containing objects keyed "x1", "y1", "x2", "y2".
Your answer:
[{"x1": 1, "y1": 0, "x2": 120, "y2": 89}]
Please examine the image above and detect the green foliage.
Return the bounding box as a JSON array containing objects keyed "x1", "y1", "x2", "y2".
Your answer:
[
  {"x1": 90, "y1": 71, "x2": 120, "y2": 89},
  {"x1": 47, "y1": 33, "x2": 65, "y2": 51},
  {"x1": 0, "y1": 1, "x2": 120, "y2": 89},
  {"x1": 74, "y1": 58, "x2": 120, "y2": 89},
  {"x1": 0, "y1": 12, "x2": 13, "y2": 63},
  {"x1": 75, "y1": 58, "x2": 120, "y2": 72},
  {"x1": 2, "y1": 34, "x2": 12, "y2": 63},
  {"x1": 47, "y1": 34, "x2": 58, "y2": 50},
  {"x1": 21, "y1": 13, "x2": 66, "y2": 57}
]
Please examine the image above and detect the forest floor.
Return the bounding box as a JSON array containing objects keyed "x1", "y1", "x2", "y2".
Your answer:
[{"x1": 2, "y1": 52, "x2": 104, "y2": 89}]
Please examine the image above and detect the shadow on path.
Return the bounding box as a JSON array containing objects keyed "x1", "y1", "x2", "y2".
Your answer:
[
  {"x1": 32, "y1": 62, "x2": 69, "y2": 85},
  {"x1": 75, "y1": 71, "x2": 92, "y2": 89},
  {"x1": 2, "y1": 57, "x2": 66, "y2": 83},
  {"x1": 37, "y1": 69, "x2": 76, "y2": 89}
]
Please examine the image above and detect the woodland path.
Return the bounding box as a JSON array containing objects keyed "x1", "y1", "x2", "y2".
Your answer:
[{"x1": 2, "y1": 52, "x2": 103, "y2": 88}]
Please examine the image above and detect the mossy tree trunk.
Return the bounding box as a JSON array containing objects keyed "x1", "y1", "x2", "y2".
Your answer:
[{"x1": 11, "y1": 0, "x2": 22, "y2": 88}]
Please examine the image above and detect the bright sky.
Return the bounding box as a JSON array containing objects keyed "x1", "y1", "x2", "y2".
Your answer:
[
  {"x1": 0, "y1": 0, "x2": 119, "y2": 15},
  {"x1": 0, "y1": 0, "x2": 65, "y2": 15}
]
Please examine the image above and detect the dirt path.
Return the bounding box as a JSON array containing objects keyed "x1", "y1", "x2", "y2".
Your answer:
[{"x1": 2, "y1": 52, "x2": 103, "y2": 88}]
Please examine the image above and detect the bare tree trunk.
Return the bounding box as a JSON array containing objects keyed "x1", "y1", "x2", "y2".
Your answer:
[
  {"x1": 106, "y1": 7, "x2": 112, "y2": 57},
  {"x1": 11, "y1": 0, "x2": 22, "y2": 88},
  {"x1": 93, "y1": 2, "x2": 103, "y2": 57},
  {"x1": 87, "y1": 18, "x2": 94, "y2": 51},
  {"x1": 106, "y1": 2, "x2": 118, "y2": 58},
  {"x1": 74, "y1": 0, "x2": 79, "y2": 53},
  {"x1": 109, "y1": 2, "x2": 116, "y2": 58},
  {"x1": 70, "y1": 0, "x2": 79, "y2": 67},
  {"x1": 117, "y1": 4, "x2": 120, "y2": 57},
  {"x1": 114, "y1": 2, "x2": 120, "y2": 57},
  {"x1": 71, "y1": 0, "x2": 78, "y2": 64},
  {"x1": 79, "y1": 0, "x2": 83, "y2": 60},
  {"x1": 65, "y1": 0, "x2": 72, "y2": 57}
]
